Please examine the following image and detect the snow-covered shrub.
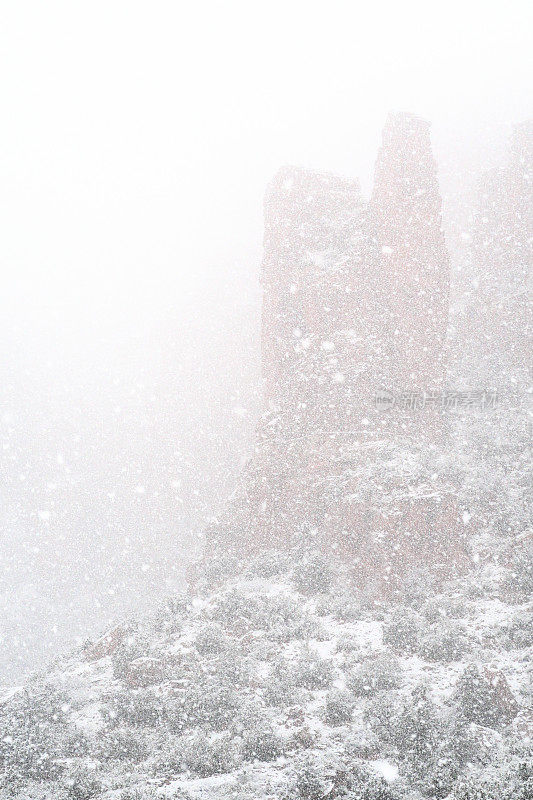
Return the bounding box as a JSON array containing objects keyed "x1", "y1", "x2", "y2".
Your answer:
[
  {"x1": 112, "y1": 638, "x2": 150, "y2": 682},
  {"x1": 322, "y1": 688, "x2": 355, "y2": 725},
  {"x1": 367, "y1": 685, "x2": 475, "y2": 785},
  {"x1": 211, "y1": 590, "x2": 261, "y2": 635},
  {"x1": 285, "y1": 755, "x2": 400, "y2": 800},
  {"x1": 285, "y1": 755, "x2": 327, "y2": 800},
  {"x1": 348, "y1": 653, "x2": 401, "y2": 696},
  {"x1": 172, "y1": 679, "x2": 239, "y2": 732},
  {"x1": 451, "y1": 742, "x2": 533, "y2": 800},
  {"x1": 241, "y1": 722, "x2": 284, "y2": 762},
  {"x1": 419, "y1": 623, "x2": 472, "y2": 662},
  {"x1": 194, "y1": 622, "x2": 230, "y2": 655},
  {"x1": 341, "y1": 767, "x2": 400, "y2": 800},
  {"x1": 367, "y1": 685, "x2": 440, "y2": 752},
  {"x1": 209, "y1": 646, "x2": 251, "y2": 687},
  {"x1": 503, "y1": 542, "x2": 533, "y2": 594},
  {"x1": 163, "y1": 593, "x2": 190, "y2": 616},
  {"x1": 400, "y1": 568, "x2": 438, "y2": 606},
  {"x1": 63, "y1": 729, "x2": 91, "y2": 758},
  {"x1": 150, "y1": 734, "x2": 187, "y2": 776},
  {"x1": 416, "y1": 763, "x2": 459, "y2": 799},
  {"x1": 0, "y1": 685, "x2": 69, "y2": 783},
  {"x1": 264, "y1": 595, "x2": 321, "y2": 642},
  {"x1": 364, "y1": 690, "x2": 405, "y2": 747},
  {"x1": 335, "y1": 632, "x2": 361, "y2": 653},
  {"x1": 102, "y1": 689, "x2": 168, "y2": 728},
  {"x1": 63, "y1": 766, "x2": 102, "y2": 800},
  {"x1": 153, "y1": 593, "x2": 189, "y2": 633},
  {"x1": 119, "y1": 788, "x2": 167, "y2": 800},
  {"x1": 213, "y1": 590, "x2": 317, "y2": 641},
  {"x1": 247, "y1": 549, "x2": 292, "y2": 579},
  {"x1": 382, "y1": 607, "x2": 424, "y2": 653},
  {"x1": 263, "y1": 659, "x2": 301, "y2": 707},
  {"x1": 423, "y1": 597, "x2": 468, "y2": 622},
  {"x1": 291, "y1": 646, "x2": 334, "y2": 690},
  {"x1": 453, "y1": 665, "x2": 518, "y2": 727},
  {"x1": 195, "y1": 552, "x2": 240, "y2": 593},
  {"x1": 97, "y1": 728, "x2": 148, "y2": 762},
  {"x1": 288, "y1": 725, "x2": 317, "y2": 752},
  {"x1": 177, "y1": 732, "x2": 241, "y2": 777},
  {"x1": 343, "y1": 727, "x2": 380, "y2": 759},
  {"x1": 501, "y1": 611, "x2": 533, "y2": 649},
  {"x1": 324, "y1": 593, "x2": 362, "y2": 622},
  {"x1": 292, "y1": 552, "x2": 332, "y2": 595}
]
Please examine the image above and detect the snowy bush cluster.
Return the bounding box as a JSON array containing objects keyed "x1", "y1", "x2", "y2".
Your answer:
[{"x1": 0, "y1": 548, "x2": 530, "y2": 799}]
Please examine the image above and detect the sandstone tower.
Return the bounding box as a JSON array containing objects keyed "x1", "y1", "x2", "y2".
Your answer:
[{"x1": 205, "y1": 113, "x2": 469, "y2": 596}]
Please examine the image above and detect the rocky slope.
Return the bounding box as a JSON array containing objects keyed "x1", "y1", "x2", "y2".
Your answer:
[{"x1": 1, "y1": 539, "x2": 531, "y2": 800}]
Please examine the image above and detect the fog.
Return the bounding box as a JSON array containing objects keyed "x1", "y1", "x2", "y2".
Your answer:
[{"x1": 1, "y1": 0, "x2": 531, "y2": 682}]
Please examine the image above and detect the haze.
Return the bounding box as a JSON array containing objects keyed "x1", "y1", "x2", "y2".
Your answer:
[{"x1": 0, "y1": 0, "x2": 531, "y2": 681}]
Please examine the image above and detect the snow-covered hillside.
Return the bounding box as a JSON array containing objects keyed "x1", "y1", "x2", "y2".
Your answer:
[{"x1": 1, "y1": 544, "x2": 530, "y2": 799}]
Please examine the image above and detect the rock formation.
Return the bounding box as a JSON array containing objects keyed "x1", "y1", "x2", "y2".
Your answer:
[{"x1": 204, "y1": 113, "x2": 470, "y2": 596}]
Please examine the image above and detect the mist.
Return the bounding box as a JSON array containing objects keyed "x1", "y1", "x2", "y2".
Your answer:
[{"x1": 0, "y1": 0, "x2": 531, "y2": 686}]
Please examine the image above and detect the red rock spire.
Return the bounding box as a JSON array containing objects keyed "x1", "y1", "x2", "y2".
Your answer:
[{"x1": 371, "y1": 112, "x2": 450, "y2": 396}]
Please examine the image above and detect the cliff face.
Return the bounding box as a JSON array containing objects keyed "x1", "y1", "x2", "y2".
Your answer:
[
  {"x1": 205, "y1": 113, "x2": 467, "y2": 595},
  {"x1": 260, "y1": 113, "x2": 450, "y2": 446},
  {"x1": 371, "y1": 113, "x2": 449, "y2": 394},
  {"x1": 466, "y1": 120, "x2": 532, "y2": 391}
]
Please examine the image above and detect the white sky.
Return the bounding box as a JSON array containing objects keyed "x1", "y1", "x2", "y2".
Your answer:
[
  {"x1": 0, "y1": 0, "x2": 531, "y2": 336},
  {"x1": 0, "y1": 0, "x2": 531, "y2": 680}
]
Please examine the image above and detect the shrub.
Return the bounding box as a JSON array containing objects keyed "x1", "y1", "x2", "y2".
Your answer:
[
  {"x1": 454, "y1": 665, "x2": 518, "y2": 727},
  {"x1": 211, "y1": 590, "x2": 262, "y2": 635},
  {"x1": 96, "y1": 728, "x2": 148, "y2": 762},
  {"x1": 63, "y1": 729, "x2": 90, "y2": 758},
  {"x1": 416, "y1": 763, "x2": 458, "y2": 800},
  {"x1": 173, "y1": 679, "x2": 239, "y2": 732},
  {"x1": 120, "y1": 789, "x2": 167, "y2": 800},
  {"x1": 387, "y1": 687, "x2": 442, "y2": 761},
  {"x1": 151, "y1": 734, "x2": 187, "y2": 776},
  {"x1": 102, "y1": 689, "x2": 168, "y2": 728},
  {"x1": 363, "y1": 690, "x2": 403, "y2": 741},
  {"x1": 452, "y1": 743, "x2": 533, "y2": 800},
  {"x1": 0, "y1": 685, "x2": 69, "y2": 782},
  {"x1": 249, "y1": 549, "x2": 292, "y2": 579},
  {"x1": 419, "y1": 624, "x2": 471, "y2": 662},
  {"x1": 383, "y1": 608, "x2": 424, "y2": 653},
  {"x1": 286, "y1": 755, "x2": 327, "y2": 800},
  {"x1": 292, "y1": 553, "x2": 332, "y2": 595},
  {"x1": 503, "y1": 542, "x2": 533, "y2": 594},
  {"x1": 399, "y1": 568, "x2": 438, "y2": 606},
  {"x1": 501, "y1": 612, "x2": 533, "y2": 649},
  {"x1": 195, "y1": 552, "x2": 240, "y2": 593},
  {"x1": 343, "y1": 727, "x2": 380, "y2": 759},
  {"x1": 178, "y1": 732, "x2": 240, "y2": 777},
  {"x1": 263, "y1": 660, "x2": 301, "y2": 708},
  {"x1": 291, "y1": 647, "x2": 334, "y2": 690},
  {"x1": 241, "y1": 723, "x2": 284, "y2": 762},
  {"x1": 209, "y1": 647, "x2": 251, "y2": 687},
  {"x1": 194, "y1": 622, "x2": 230, "y2": 655},
  {"x1": 366, "y1": 684, "x2": 476, "y2": 784},
  {"x1": 285, "y1": 757, "x2": 399, "y2": 800},
  {"x1": 164, "y1": 593, "x2": 190, "y2": 616},
  {"x1": 263, "y1": 595, "x2": 321, "y2": 642},
  {"x1": 423, "y1": 597, "x2": 468, "y2": 622},
  {"x1": 348, "y1": 653, "x2": 402, "y2": 696},
  {"x1": 336, "y1": 633, "x2": 361, "y2": 653},
  {"x1": 112, "y1": 638, "x2": 150, "y2": 682},
  {"x1": 328, "y1": 594, "x2": 362, "y2": 623},
  {"x1": 322, "y1": 688, "x2": 355, "y2": 726},
  {"x1": 64, "y1": 766, "x2": 102, "y2": 800}
]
